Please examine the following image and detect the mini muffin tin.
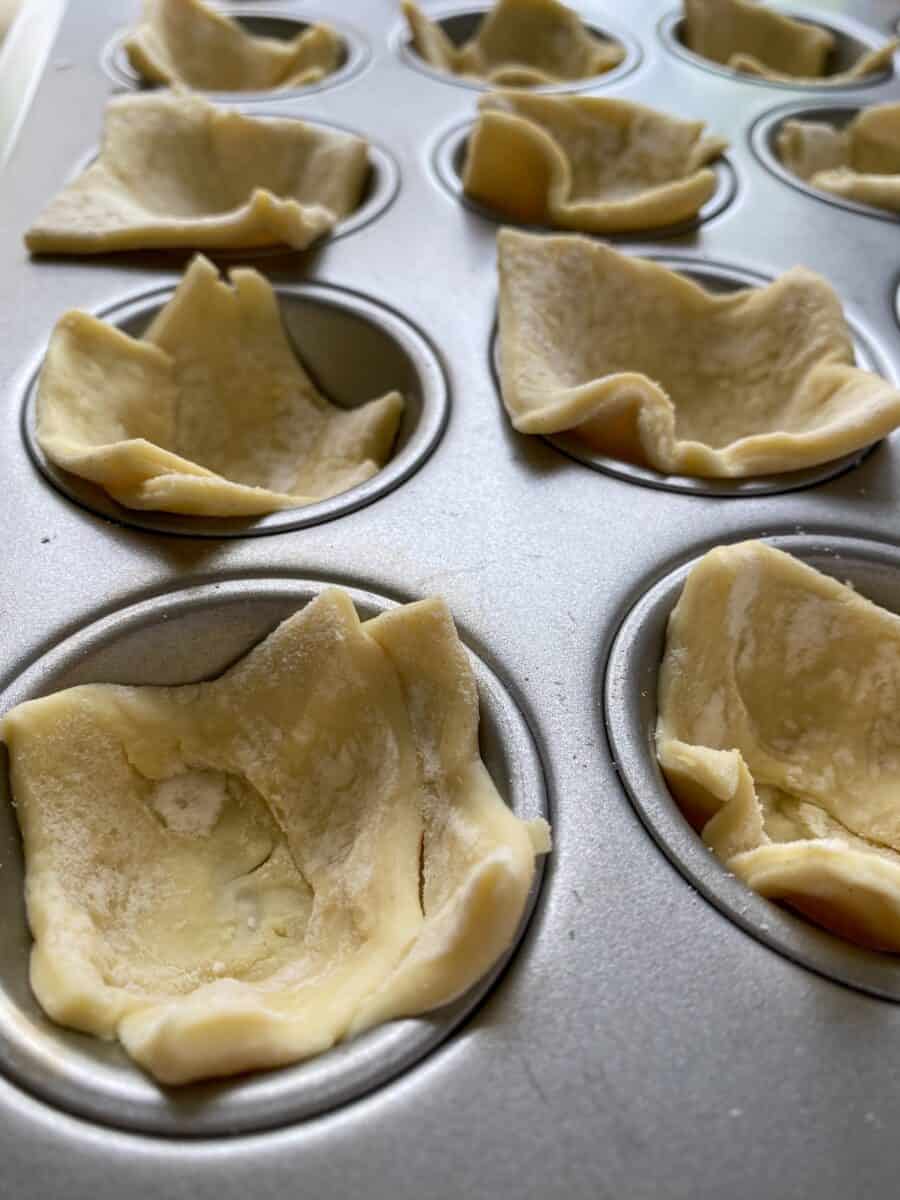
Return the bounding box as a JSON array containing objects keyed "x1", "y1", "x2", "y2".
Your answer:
[{"x1": 3, "y1": 1, "x2": 900, "y2": 1196}]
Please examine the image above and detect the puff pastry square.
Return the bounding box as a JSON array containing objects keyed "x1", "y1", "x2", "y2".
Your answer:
[
  {"x1": 684, "y1": 0, "x2": 896, "y2": 83},
  {"x1": 36, "y1": 255, "x2": 403, "y2": 517},
  {"x1": 2, "y1": 588, "x2": 550, "y2": 1084},
  {"x1": 777, "y1": 104, "x2": 900, "y2": 214},
  {"x1": 463, "y1": 92, "x2": 726, "y2": 232},
  {"x1": 25, "y1": 92, "x2": 367, "y2": 255},
  {"x1": 497, "y1": 229, "x2": 900, "y2": 477},
  {"x1": 403, "y1": 0, "x2": 624, "y2": 86},
  {"x1": 657, "y1": 540, "x2": 900, "y2": 952},
  {"x1": 124, "y1": 0, "x2": 343, "y2": 91}
]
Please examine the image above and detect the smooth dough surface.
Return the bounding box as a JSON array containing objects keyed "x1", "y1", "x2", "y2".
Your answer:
[
  {"x1": 1, "y1": 589, "x2": 551, "y2": 1085},
  {"x1": 463, "y1": 92, "x2": 726, "y2": 232},
  {"x1": 403, "y1": 0, "x2": 624, "y2": 86},
  {"x1": 684, "y1": 0, "x2": 897, "y2": 83},
  {"x1": 777, "y1": 104, "x2": 900, "y2": 214},
  {"x1": 657, "y1": 541, "x2": 900, "y2": 952},
  {"x1": 25, "y1": 92, "x2": 367, "y2": 255},
  {"x1": 124, "y1": 0, "x2": 343, "y2": 91},
  {"x1": 37, "y1": 254, "x2": 403, "y2": 517},
  {"x1": 497, "y1": 228, "x2": 900, "y2": 477}
]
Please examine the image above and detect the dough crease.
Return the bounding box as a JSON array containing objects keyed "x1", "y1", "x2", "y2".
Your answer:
[
  {"x1": 26, "y1": 92, "x2": 368, "y2": 255},
  {"x1": 403, "y1": 0, "x2": 624, "y2": 86},
  {"x1": 777, "y1": 104, "x2": 900, "y2": 215},
  {"x1": 657, "y1": 541, "x2": 900, "y2": 951},
  {"x1": 36, "y1": 254, "x2": 404, "y2": 517},
  {"x1": 463, "y1": 92, "x2": 726, "y2": 231},
  {"x1": 1, "y1": 589, "x2": 551, "y2": 1084},
  {"x1": 496, "y1": 229, "x2": 900, "y2": 477},
  {"x1": 124, "y1": 0, "x2": 343, "y2": 91},
  {"x1": 684, "y1": 0, "x2": 897, "y2": 84}
]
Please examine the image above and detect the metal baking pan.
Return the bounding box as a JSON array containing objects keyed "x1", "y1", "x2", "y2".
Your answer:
[{"x1": 1, "y1": 1, "x2": 900, "y2": 1196}]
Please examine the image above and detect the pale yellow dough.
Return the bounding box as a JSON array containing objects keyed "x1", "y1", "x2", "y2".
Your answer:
[
  {"x1": 403, "y1": 0, "x2": 624, "y2": 86},
  {"x1": 657, "y1": 541, "x2": 900, "y2": 952},
  {"x1": 124, "y1": 0, "x2": 343, "y2": 91},
  {"x1": 777, "y1": 104, "x2": 900, "y2": 215},
  {"x1": 497, "y1": 229, "x2": 900, "y2": 477},
  {"x1": 36, "y1": 255, "x2": 403, "y2": 517},
  {"x1": 463, "y1": 93, "x2": 726, "y2": 232},
  {"x1": 1, "y1": 589, "x2": 551, "y2": 1085},
  {"x1": 25, "y1": 92, "x2": 368, "y2": 255},
  {"x1": 684, "y1": 0, "x2": 897, "y2": 84}
]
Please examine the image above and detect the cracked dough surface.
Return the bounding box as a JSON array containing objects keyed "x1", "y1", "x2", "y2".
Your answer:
[
  {"x1": 1, "y1": 589, "x2": 550, "y2": 1085},
  {"x1": 497, "y1": 229, "x2": 900, "y2": 477},
  {"x1": 777, "y1": 104, "x2": 900, "y2": 215},
  {"x1": 657, "y1": 541, "x2": 900, "y2": 952},
  {"x1": 684, "y1": 0, "x2": 897, "y2": 83},
  {"x1": 124, "y1": 0, "x2": 343, "y2": 91},
  {"x1": 403, "y1": 0, "x2": 624, "y2": 86},
  {"x1": 25, "y1": 92, "x2": 367, "y2": 255},
  {"x1": 37, "y1": 254, "x2": 403, "y2": 517},
  {"x1": 463, "y1": 92, "x2": 726, "y2": 232}
]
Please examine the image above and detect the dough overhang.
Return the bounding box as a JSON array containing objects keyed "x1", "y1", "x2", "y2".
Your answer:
[
  {"x1": 496, "y1": 228, "x2": 900, "y2": 478},
  {"x1": 1, "y1": 589, "x2": 551, "y2": 1085},
  {"x1": 36, "y1": 254, "x2": 404, "y2": 517},
  {"x1": 684, "y1": 0, "x2": 897, "y2": 83},
  {"x1": 124, "y1": 0, "x2": 343, "y2": 91},
  {"x1": 403, "y1": 0, "x2": 624, "y2": 86},
  {"x1": 777, "y1": 104, "x2": 900, "y2": 215},
  {"x1": 463, "y1": 92, "x2": 726, "y2": 232},
  {"x1": 657, "y1": 541, "x2": 900, "y2": 951},
  {"x1": 25, "y1": 91, "x2": 368, "y2": 254}
]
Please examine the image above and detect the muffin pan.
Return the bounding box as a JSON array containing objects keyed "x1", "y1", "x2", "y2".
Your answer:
[{"x1": 4, "y1": 1, "x2": 900, "y2": 1197}]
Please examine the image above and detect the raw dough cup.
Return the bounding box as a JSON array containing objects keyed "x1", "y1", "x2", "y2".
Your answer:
[
  {"x1": 496, "y1": 229, "x2": 900, "y2": 478},
  {"x1": 775, "y1": 103, "x2": 900, "y2": 215},
  {"x1": 0, "y1": 579, "x2": 548, "y2": 1130},
  {"x1": 462, "y1": 92, "x2": 726, "y2": 232},
  {"x1": 402, "y1": 0, "x2": 625, "y2": 87},
  {"x1": 124, "y1": 0, "x2": 343, "y2": 92},
  {"x1": 604, "y1": 535, "x2": 900, "y2": 1000},
  {"x1": 25, "y1": 92, "x2": 369, "y2": 255},
  {"x1": 662, "y1": 4, "x2": 897, "y2": 87},
  {"x1": 25, "y1": 275, "x2": 447, "y2": 538}
]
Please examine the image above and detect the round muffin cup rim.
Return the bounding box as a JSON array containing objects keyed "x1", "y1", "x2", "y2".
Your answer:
[
  {"x1": 488, "y1": 253, "x2": 889, "y2": 497},
  {"x1": 749, "y1": 100, "x2": 900, "y2": 225},
  {"x1": 604, "y1": 531, "x2": 900, "y2": 1003},
  {"x1": 392, "y1": 2, "x2": 642, "y2": 95},
  {"x1": 657, "y1": 6, "x2": 895, "y2": 91},
  {"x1": 0, "y1": 576, "x2": 550, "y2": 1137},
  {"x1": 22, "y1": 279, "x2": 449, "y2": 539}
]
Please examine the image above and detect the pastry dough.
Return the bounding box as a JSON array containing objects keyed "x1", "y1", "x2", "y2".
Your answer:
[
  {"x1": 124, "y1": 0, "x2": 343, "y2": 91},
  {"x1": 463, "y1": 92, "x2": 727, "y2": 232},
  {"x1": 657, "y1": 540, "x2": 900, "y2": 952},
  {"x1": 684, "y1": 0, "x2": 897, "y2": 84},
  {"x1": 497, "y1": 229, "x2": 900, "y2": 477},
  {"x1": 25, "y1": 92, "x2": 368, "y2": 255},
  {"x1": 1, "y1": 589, "x2": 551, "y2": 1084},
  {"x1": 403, "y1": 0, "x2": 624, "y2": 86},
  {"x1": 36, "y1": 255, "x2": 403, "y2": 517},
  {"x1": 777, "y1": 105, "x2": 900, "y2": 215}
]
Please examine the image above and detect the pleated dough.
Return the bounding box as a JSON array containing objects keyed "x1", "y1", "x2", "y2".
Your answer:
[
  {"x1": 36, "y1": 255, "x2": 403, "y2": 517},
  {"x1": 684, "y1": 0, "x2": 897, "y2": 84},
  {"x1": 497, "y1": 229, "x2": 900, "y2": 477},
  {"x1": 657, "y1": 541, "x2": 900, "y2": 952},
  {"x1": 777, "y1": 104, "x2": 900, "y2": 215},
  {"x1": 25, "y1": 92, "x2": 368, "y2": 255},
  {"x1": 403, "y1": 0, "x2": 624, "y2": 86},
  {"x1": 463, "y1": 93, "x2": 727, "y2": 232},
  {"x1": 124, "y1": 0, "x2": 343, "y2": 91},
  {"x1": 1, "y1": 589, "x2": 551, "y2": 1085}
]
